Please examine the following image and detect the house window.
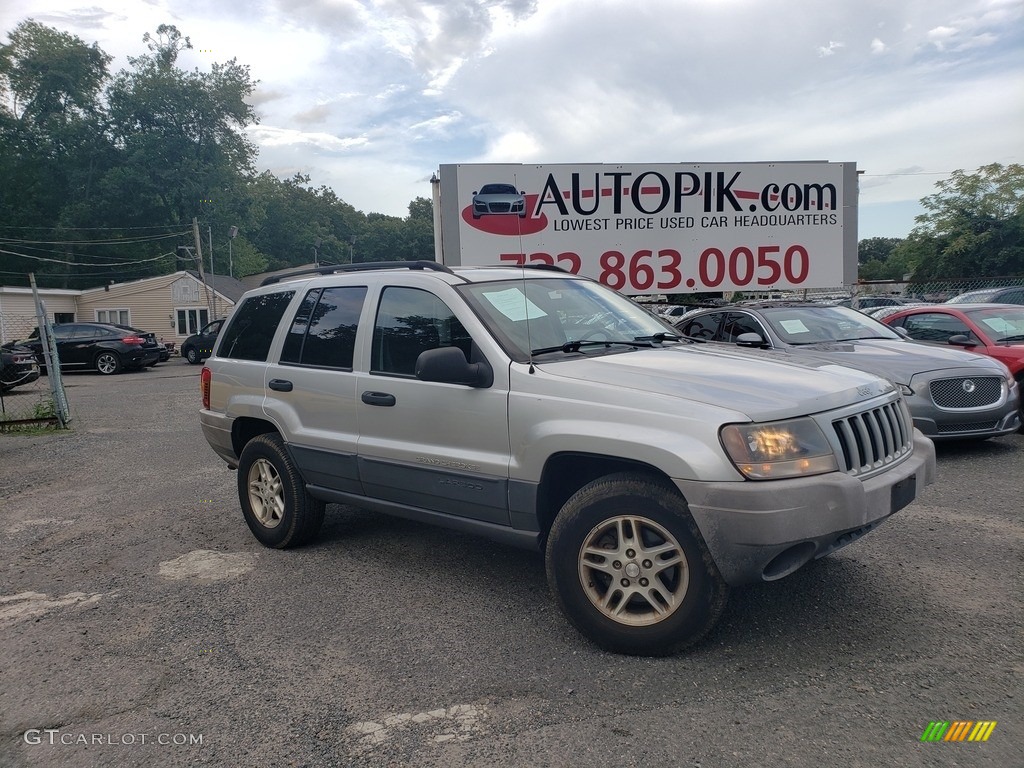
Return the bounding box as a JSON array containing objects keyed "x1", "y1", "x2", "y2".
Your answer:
[
  {"x1": 54, "y1": 313, "x2": 75, "y2": 323},
  {"x1": 177, "y1": 307, "x2": 210, "y2": 335},
  {"x1": 96, "y1": 309, "x2": 130, "y2": 325}
]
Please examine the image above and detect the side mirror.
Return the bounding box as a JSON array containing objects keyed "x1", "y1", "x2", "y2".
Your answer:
[
  {"x1": 735, "y1": 332, "x2": 767, "y2": 348},
  {"x1": 947, "y1": 334, "x2": 977, "y2": 348},
  {"x1": 416, "y1": 346, "x2": 493, "y2": 388},
  {"x1": 892, "y1": 326, "x2": 911, "y2": 339}
]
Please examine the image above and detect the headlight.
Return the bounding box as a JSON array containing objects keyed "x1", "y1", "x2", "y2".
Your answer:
[
  {"x1": 720, "y1": 418, "x2": 838, "y2": 480},
  {"x1": 898, "y1": 383, "x2": 913, "y2": 396}
]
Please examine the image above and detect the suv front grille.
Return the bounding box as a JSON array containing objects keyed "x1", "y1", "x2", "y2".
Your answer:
[
  {"x1": 930, "y1": 376, "x2": 1002, "y2": 409},
  {"x1": 831, "y1": 401, "x2": 913, "y2": 476}
]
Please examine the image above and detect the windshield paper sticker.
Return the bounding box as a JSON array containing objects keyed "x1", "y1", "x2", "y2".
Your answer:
[
  {"x1": 482, "y1": 288, "x2": 548, "y2": 321},
  {"x1": 779, "y1": 319, "x2": 810, "y2": 334}
]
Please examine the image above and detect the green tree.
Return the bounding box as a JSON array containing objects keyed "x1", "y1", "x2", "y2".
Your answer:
[
  {"x1": 0, "y1": 21, "x2": 114, "y2": 286},
  {"x1": 102, "y1": 27, "x2": 258, "y2": 231},
  {"x1": 0, "y1": 20, "x2": 110, "y2": 124},
  {"x1": 896, "y1": 163, "x2": 1024, "y2": 280},
  {"x1": 858, "y1": 237, "x2": 901, "y2": 265}
]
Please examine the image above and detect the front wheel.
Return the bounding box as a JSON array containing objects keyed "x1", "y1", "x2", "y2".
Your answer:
[
  {"x1": 545, "y1": 472, "x2": 728, "y2": 656},
  {"x1": 95, "y1": 351, "x2": 122, "y2": 375},
  {"x1": 185, "y1": 347, "x2": 200, "y2": 364},
  {"x1": 236, "y1": 433, "x2": 325, "y2": 548}
]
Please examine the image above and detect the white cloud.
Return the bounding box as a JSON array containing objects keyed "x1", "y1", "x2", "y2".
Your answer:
[
  {"x1": 3, "y1": 0, "x2": 1022, "y2": 236},
  {"x1": 817, "y1": 40, "x2": 846, "y2": 57}
]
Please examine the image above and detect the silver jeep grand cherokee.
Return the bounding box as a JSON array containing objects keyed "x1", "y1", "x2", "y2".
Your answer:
[{"x1": 200, "y1": 261, "x2": 936, "y2": 656}]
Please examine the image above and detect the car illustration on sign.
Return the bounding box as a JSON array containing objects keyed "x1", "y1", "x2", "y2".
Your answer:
[{"x1": 471, "y1": 183, "x2": 527, "y2": 219}]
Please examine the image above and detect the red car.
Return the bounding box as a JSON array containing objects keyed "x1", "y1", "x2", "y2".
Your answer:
[{"x1": 881, "y1": 303, "x2": 1024, "y2": 384}]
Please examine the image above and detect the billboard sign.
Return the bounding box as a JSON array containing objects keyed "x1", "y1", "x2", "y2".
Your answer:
[{"x1": 437, "y1": 162, "x2": 857, "y2": 294}]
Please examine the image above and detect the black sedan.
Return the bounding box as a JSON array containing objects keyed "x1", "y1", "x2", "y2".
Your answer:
[
  {"x1": 16, "y1": 322, "x2": 162, "y2": 375},
  {"x1": 1, "y1": 343, "x2": 41, "y2": 393},
  {"x1": 675, "y1": 302, "x2": 1020, "y2": 441}
]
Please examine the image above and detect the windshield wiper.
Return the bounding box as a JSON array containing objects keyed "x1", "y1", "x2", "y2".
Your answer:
[
  {"x1": 997, "y1": 334, "x2": 1024, "y2": 343},
  {"x1": 531, "y1": 339, "x2": 653, "y2": 355},
  {"x1": 633, "y1": 332, "x2": 681, "y2": 342}
]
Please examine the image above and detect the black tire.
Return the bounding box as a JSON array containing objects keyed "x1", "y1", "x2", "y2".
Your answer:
[
  {"x1": 185, "y1": 347, "x2": 200, "y2": 364},
  {"x1": 545, "y1": 472, "x2": 728, "y2": 656},
  {"x1": 236, "y1": 433, "x2": 325, "y2": 548},
  {"x1": 94, "y1": 351, "x2": 122, "y2": 375}
]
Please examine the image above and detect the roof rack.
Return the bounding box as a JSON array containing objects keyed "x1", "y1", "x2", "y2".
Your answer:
[
  {"x1": 520, "y1": 263, "x2": 569, "y2": 273},
  {"x1": 259, "y1": 260, "x2": 456, "y2": 286}
]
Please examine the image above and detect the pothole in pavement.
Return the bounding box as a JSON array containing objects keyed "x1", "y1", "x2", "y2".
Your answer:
[
  {"x1": 0, "y1": 591, "x2": 108, "y2": 625},
  {"x1": 158, "y1": 550, "x2": 256, "y2": 581}
]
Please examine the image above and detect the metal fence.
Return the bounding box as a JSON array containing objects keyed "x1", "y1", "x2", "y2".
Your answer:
[
  {"x1": 697, "y1": 276, "x2": 1024, "y2": 305},
  {"x1": 0, "y1": 306, "x2": 69, "y2": 431}
]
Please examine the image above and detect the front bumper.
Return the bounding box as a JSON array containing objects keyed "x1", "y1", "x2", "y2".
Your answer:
[
  {"x1": 906, "y1": 375, "x2": 1020, "y2": 440},
  {"x1": 676, "y1": 433, "x2": 936, "y2": 586}
]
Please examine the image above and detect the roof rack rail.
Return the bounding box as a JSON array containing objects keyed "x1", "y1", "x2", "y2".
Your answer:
[
  {"x1": 260, "y1": 260, "x2": 455, "y2": 286},
  {"x1": 520, "y1": 263, "x2": 569, "y2": 273}
]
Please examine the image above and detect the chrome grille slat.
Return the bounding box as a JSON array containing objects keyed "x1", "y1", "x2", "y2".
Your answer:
[
  {"x1": 874, "y1": 408, "x2": 894, "y2": 457},
  {"x1": 831, "y1": 400, "x2": 912, "y2": 477}
]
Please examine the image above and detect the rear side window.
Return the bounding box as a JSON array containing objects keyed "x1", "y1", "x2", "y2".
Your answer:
[
  {"x1": 280, "y1": 286, "x2": 366, "y2": 369},
  {"x1": 218, "y1": 291, "x2": 295, "y2": 361}
]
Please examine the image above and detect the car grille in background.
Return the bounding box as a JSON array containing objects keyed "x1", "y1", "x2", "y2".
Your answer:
[
  {"x1": 831, "y1": 401, "x2": 913, "y2": 476},
  {"x1": 490, "y1": 203, "x2": 512, "y2": 213},
  {"x1": 930, "y1": 377, "x2": 1002, "y2": 409},
  {"x1": 935, "y1": 420, "x2": 999, "y2": 434}
]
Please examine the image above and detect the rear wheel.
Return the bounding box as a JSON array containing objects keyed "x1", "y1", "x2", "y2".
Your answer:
[
  {"x1": 236, "y1": 433, "x2": 325, "y2": 548},
  {"x1": 546, "y1": 472, "x2": 728, "y2": 656},
  {"x1": 95, "y1": 351, "x2": 122, "y2": 375}
]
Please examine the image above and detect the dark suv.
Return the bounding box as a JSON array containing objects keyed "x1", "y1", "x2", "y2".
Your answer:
[
  {"x1": 181, "y1": 319, "x2": 225, "y2": 365},
  {"x1": 18, "y1": 322, "x2": 162, "y2": 375}
]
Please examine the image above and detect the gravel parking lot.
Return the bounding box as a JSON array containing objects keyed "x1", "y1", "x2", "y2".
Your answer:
[{"x1": 1, "y1": 360, "x2": 1021, "y2": 767}]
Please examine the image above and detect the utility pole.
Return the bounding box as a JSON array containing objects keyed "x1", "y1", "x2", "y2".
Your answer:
[
  {"x1": 208, "y1": 225, "x2": 217, "y2": 319},
  {"x1": 192, "y1": 217, "x2": 214, "y2": 318}
]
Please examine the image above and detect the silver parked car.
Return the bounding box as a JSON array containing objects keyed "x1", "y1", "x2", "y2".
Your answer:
[
  {"x1": 676, "y1": 302, "x2": 1021, "y2": 441},
  {"x1": 471, "y1": 182, "x2": 527, "y2": 218},
  {"x1": 199, "y1": 262, "x2": 935, "y2": 656}
]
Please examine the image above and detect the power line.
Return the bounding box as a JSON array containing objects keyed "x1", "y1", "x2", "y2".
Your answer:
[
  {"x1": 0, "y1": 248, "x2": 178, "y2": 267},
  {"x1": 0, "y1": 231, "x2": 190, "y2": 246}
]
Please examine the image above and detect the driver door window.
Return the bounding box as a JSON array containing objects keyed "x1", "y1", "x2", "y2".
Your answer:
[
  {"x1": 722, "y1": 313, "x2": 767, "y2": 343},
  {"x1": 371, "y1": 287, "x2": 472, "y2": 376}
]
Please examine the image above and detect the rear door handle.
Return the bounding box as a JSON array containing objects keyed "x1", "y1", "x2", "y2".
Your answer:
[
  {"x1": 361, "y1": 391, "x2": 396, "y2": 407},
  {"x1": 268, "y1": 379, "x2": 293, "y2": 392}
]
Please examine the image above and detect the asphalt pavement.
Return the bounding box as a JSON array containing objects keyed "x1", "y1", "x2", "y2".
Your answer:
[{"x1": 1, "y1": 359, "x2": 1021, "y2": 767}]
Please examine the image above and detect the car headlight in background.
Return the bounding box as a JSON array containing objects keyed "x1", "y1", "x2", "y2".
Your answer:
[
  {"x1": 898, "y1": 383, "x2": 913, "y2": 396},
  {"x1": 720, "y1": 418, "x2": 838, "y2": 480}
]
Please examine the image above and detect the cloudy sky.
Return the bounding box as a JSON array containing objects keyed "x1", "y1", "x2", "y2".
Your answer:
[{"x1": 4, "y1": 0, "x2": 1022, "y2": 239}]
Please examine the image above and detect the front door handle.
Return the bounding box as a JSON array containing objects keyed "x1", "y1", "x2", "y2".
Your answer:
[
  {"x1": 268, "y1": 379, "x2": 293, "y2": 392},
  {"x1": 361, "y1": 391, "x2": 396, "y2": 407}
]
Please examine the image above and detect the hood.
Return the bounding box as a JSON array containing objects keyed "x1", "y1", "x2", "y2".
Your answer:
[
  {"x1": 774, "y1": 339, "x2": 1008, "y2": 383},
  {"x1": 537, "y1": 344, "x2": 895, "y2": 422}
]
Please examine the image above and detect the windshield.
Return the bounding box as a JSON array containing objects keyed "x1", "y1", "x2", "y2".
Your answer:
[
  {"x1": 966, "y1": 308, "x2": 1024, "y2": 342},
  {"x1": 459, "y1": 277, "x2": 678, "y2": 361},
  {"x1": 760, "y1": 305, "x2": 902, "y2": 344}
]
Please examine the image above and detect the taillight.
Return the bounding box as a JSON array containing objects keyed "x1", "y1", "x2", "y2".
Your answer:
[
  {"x1": 201, "y1": 366, "x2": 212, "y2": 410},
  {"x1": 121, "y1": 335, "x2": 143, "y2": 345}
]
